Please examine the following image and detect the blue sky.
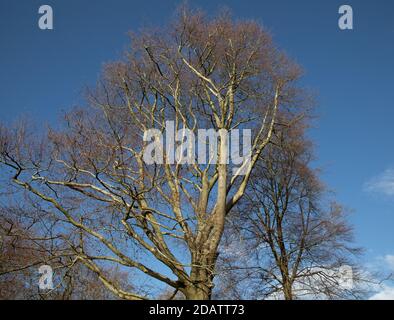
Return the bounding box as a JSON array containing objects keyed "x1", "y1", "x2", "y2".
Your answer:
[{"x1": 0, "y1": 0, "x2": 393, "y2": 283}]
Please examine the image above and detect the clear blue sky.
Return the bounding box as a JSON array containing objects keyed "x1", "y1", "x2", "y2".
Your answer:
[{"x1": 0, "y1": 0, "x2": 393, "y2": 269}]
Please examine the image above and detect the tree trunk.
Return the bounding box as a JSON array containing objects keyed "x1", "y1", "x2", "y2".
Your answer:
[
  {"x1": 283, "y1": 281, "x2": 293, "y2": 300},
  {"x1": 183, "y1": 285, "x2": 211, "y2": 300},
  {"x1": 181, "y1": 264, "x2": 213, "y2": 300}
]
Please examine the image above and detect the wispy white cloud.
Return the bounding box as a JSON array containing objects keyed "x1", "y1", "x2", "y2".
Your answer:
[
  {"x1": 364, "y1": 168, "x2": 394, "y2": 196},
  {"x1": 370, "y1": 286, "x2": 394, "y2": 300},
  {"x1": 367, "y1": 254, "x2": 394, "y2": 300},
  {"x1": 384, "y1": 255, "x2": 394, "y2": 270}
]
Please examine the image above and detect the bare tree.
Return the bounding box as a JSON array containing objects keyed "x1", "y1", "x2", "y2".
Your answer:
[
  {"x1": 0, "y1": 7, "x2": 304, "y2": 299},
  {"x1": 0, "y1": 204, "x2": 136, "y2": 300},
  {"x1": 0, "y1": 203, "x2": 63, "y2": 299},
  {"x1": 217, "y1": 119, "x2": 364, "y2": 300}
]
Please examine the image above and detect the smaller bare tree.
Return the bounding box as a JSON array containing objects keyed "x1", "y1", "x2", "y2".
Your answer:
[{"x1": 217, "y1": 119, "x2": 365, "y2": 300}]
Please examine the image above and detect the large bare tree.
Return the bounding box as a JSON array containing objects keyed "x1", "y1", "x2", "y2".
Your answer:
[{"x1": 0, "y1": 8, "x2": 304, "y2": 299}]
